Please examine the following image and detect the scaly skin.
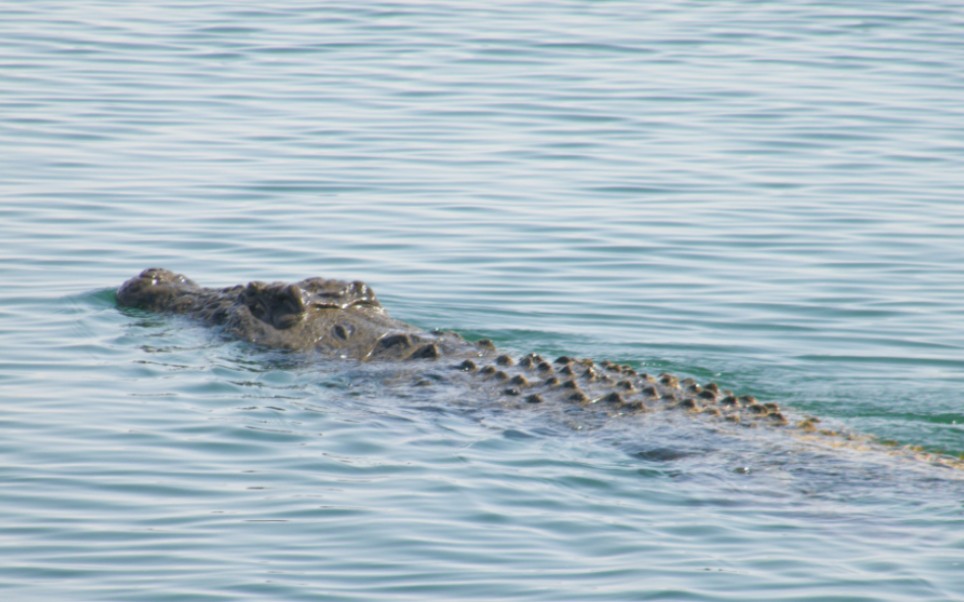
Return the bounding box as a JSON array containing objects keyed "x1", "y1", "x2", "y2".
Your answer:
[
  {"x1": 117, "y1": 268, "x2": 795, "y2": 427},
  {"x1": 116, "y1": 268, "x2": 964, "y2": 470}
]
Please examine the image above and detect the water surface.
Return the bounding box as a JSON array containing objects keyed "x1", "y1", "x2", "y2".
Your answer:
[{"x1": 1, "y1": 1, "x2": 963, "y2": 600}]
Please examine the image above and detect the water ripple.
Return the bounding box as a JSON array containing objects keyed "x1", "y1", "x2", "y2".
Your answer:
[{"x1": 3, "y1": 0, "x2": 964, "y2": 600}]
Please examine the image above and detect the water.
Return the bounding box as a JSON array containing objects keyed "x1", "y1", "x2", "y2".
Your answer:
[{"x1": 2, "y1": 1, "x2": 963, "y2": 600}]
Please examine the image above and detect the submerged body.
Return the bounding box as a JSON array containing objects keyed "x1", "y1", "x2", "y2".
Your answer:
[
  {"x1": 117, "y1": 268, "x2": 961, "y2": 468},
  {"x1": 117, "y1": 268, "x2": 787, "y2": 426}
]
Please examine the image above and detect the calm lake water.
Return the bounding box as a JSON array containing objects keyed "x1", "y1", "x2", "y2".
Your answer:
[{"x1": 2, "y1": 1, "x2": 963, "y2": 600}]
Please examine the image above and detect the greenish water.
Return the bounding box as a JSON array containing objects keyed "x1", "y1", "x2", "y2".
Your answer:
[{"x1": 1, "y1": 1, "x2": 963, "y2": 600}]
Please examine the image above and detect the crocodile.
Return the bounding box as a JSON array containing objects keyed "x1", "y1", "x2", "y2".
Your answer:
[{"x1": 116, "y1": 267, "x2": 961, "y2": 468}]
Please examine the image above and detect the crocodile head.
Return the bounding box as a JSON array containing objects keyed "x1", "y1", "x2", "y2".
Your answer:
[{"x1": 118, "y1": 268, "x2": 408, "y2": 355}]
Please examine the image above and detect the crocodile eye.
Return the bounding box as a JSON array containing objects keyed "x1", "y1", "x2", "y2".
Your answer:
[{"x1": 280, "y1": 298, "x2": 301, "y2": 317}]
